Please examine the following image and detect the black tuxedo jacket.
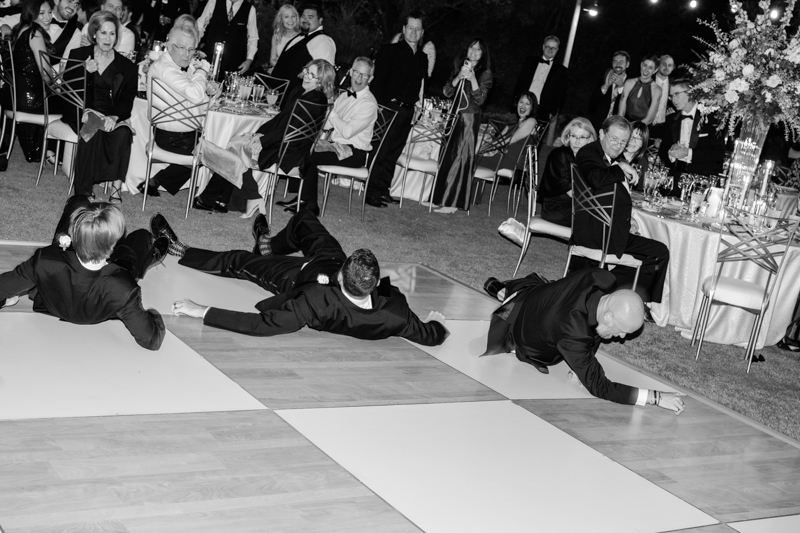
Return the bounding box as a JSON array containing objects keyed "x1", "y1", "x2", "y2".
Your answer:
[
  {"x1": 0, "y1": 245, "x2": 165, "y2": 350},
  {"x1": 486, "y1": 268, "x2": 638, "y2": 404},
  {"x1": 573, "y1": 140, "x2": 632, "y2": 257},
  {"x1": 587, "y1": 70, "x2": 623, "y2": 132},
  {"x1": 203, "y1": 276, "x2": 448, "y2": 346},
  {"x1": 513, "y1": 57, "x2": 568, "y2": 120},
  {"x1": 657, "y1": 111, "x2": 725, "y2": 177}
]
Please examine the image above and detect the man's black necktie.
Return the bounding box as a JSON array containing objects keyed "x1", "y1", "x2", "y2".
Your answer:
[
  {"x1": 538, "y1": 58, "x2": 551, "y2": 65},
  {"x1": 52, "y1": 18, "x2": 67, "y2": 28},
  {"x1": 346, "y1": 89, "x2": 357, "y2": 98}
]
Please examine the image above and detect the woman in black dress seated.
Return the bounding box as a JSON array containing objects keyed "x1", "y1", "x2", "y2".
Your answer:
[
  {"x1": 6, "y1": 0, "x2": 55, "y2": 163},
  {"x1": 64, "y1": 10, "x2": 137, "y2": 202},
  {"x1": 195, "y1": 59, "x2": 335, "y2": 214},
  {"x1": 479, "y1": 91, "x2": 539, "y2": 175},
  {"x1": 538, "y1": 117, "x2": 596, "y2": 227}
]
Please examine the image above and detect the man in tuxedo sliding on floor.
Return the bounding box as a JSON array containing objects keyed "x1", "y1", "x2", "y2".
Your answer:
[
  {"x1": 0, "y1": 195, "x2": 168, "y2": 350},
  {"x1": 152, "y1": 211, "x2": 449, "y2": 345},
  {"x1": 482, "y1": 268, "x2": 684, "y2": 414}
]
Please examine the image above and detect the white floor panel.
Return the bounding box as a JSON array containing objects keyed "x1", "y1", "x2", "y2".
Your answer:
[
  {"x1": 278, "y1": 401, "x2": 716, "y2": 533},
  {"x1": 0, "y1": 313, "x2": 266, "y2": 420},
  {"x1": 729, "y1": 515, "x2": 800, "y2": 533},
  {"x1": 411, "y1": 320, "x2": 677, "y2": 399},
  {"x1": 141, "y1": 255, "x2": 268, "y2": 315}
]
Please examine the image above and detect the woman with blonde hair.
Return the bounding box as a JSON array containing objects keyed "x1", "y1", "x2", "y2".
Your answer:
[
  {"x1": 538, "y1": 117, "x2": 597, "y2": 227},
  {"x1": 268, "y1": 3, "x2": 300, "y2": 72}
]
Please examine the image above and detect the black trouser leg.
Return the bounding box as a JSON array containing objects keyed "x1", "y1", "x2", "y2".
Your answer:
[
  {"x1": 618, "y1": 233, "x2": 670, "y2": 303},
  {"x1": 52, "y1": 194, "x2": 93, "y2": 242},
  {"x1": 152, "y1": 129, "x2": 198, "y2": 195},
  {"x1": 109, "y1": 229, "x2": 154, "y2": 280},
  {"x1": 198, "y1": 172, "x2": 235, "y2": 204},
  {"x1": 367, "y1": 104, "x2": 413, "y2": 198},
  {"x1": 271, "y1": 209, "x2": 346, "y2": 260},
  {"x1": 300, "y1": 149, "x2": 368, "y2": 206}
]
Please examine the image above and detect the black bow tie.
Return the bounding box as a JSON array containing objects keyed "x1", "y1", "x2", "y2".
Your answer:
[
  {"x1": 52, "y1": 18, "x2": 67, "y2": 28},
  {"x1": 346, "y1": 89, "x2": 357, "y2": 98},
  {"x1": 680, "y1": 114, "x2": 694, "y2": 122},
  {"x1": 180, "y1": 66, "x2": 189, "y2": 72},
  {"x1": 538, "y1": 58, "x2": 552, "y2": 65}
]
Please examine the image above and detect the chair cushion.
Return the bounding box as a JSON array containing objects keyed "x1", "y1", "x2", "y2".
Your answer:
[
  {"x1": 473, "y1": 166, "x2": 495, "y2": 181},
  {"x1": 498, "y1": 218, "x2": 525, "y2": 246},
  {"x1": 701, "y1": 275, "x2": 766, "y2": 310},
  {"x1": 496, "y1": 168, "x2": 514, "y2": 179},
  {"x1": 7, "y1": 111, "x2": 62, "y2": 126},
  {"x1": 528, "y1": 215, "x2": 572, "y2": 240},
  {"x1": 398, "y1": 156, "x2": 437, "y2": 173},
  {"x1": 47, "y1": 120, "x2": 77, "y2": 142},
  {"x1": 570, "y1": 246, "x2": 642, "y2": 268},
  {"x1": 152, "y1": 144, "x2": 194, "y2": 166},
  {"x1": 318, "y1": 164, "x2": 369, "y2": 179}
]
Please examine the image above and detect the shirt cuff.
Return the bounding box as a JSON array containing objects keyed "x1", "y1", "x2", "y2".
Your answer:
[
  {"x1": 635, "y1": 388, "x2": 649, "y2": 406},
  {"x1": 202, "y1": 306, "x2": 211, "y2": 319}
]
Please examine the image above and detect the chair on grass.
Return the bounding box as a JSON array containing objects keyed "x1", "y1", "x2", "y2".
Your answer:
[
  {"x1": 395, "y1": 107, "x2": 459, "y2": 210},
  {"x1": 143, "y1": 77, "x2": 208, "y2": 216},
  {"x1": 0, "y1": 41, "x2": 63, "y2": 167},
  {"x1": 38, "y1": 52, "x2": 87, "y2": 193},
  {"x1": 564, "y1": 165, "x2": 642, "y2": 289},
  {"x1": 253, "y1": 73, "x2": 290, "y2": 107},
  {"x1": 511, "y1": 144, "x2": 572, "y2": 276},
  {"x1": 691, "y1": 209, "x2": 799, "y2": 372},
  {"x1": 318, "y1": 104, "x2": 397, "y2": 222},
  {"x1": 261, "y1": 98, "x2": 331, "y2": 224},
  {"x1": 508, "y1": 118, "x2": 549, "y2": 216}
]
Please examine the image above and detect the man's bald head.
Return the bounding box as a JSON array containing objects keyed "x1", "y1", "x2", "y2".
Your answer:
[{"x1": 595, "y1": 289, "x2": 645, "y2": 340}]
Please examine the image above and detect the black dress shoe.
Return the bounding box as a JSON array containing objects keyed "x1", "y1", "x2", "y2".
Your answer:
[
  {"x1": 483, "y1": 277, "x2": 505, "y2": 300},
  {"x1": 283, "y1": 201, "x2": 320, "y2": 216},
  {"x1": 193, "y1": 198, "x2": 227, "y2": 213},
  {"x1": 137, "y1": 181, "x2": 161, "y2": 197},
  {"x1": 365, "y1": 196, "x2": 387, "y2": 208},
  {"x1": 150, "y1": 213, "x2": 179, "y2": 244},
  {"x1": 643, "y1": 306, "x2": 655, "y2": 323},
  {"x1": 144, "y1": 236, "x2": 170, "y2": 275},
  {"x1": 381, "y1": 194, "x2": 400, "y2": 204},
  {"x1": 275, "y1": 196, "x2": 298, "y2": 207},
  {"x1": 252, "y1": 214, "x2": 270, "y2": 255}
]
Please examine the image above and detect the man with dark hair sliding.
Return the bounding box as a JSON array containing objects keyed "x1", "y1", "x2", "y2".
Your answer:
[{"x1": 154, "y1": 211, "x2": 448, "y2": 345}]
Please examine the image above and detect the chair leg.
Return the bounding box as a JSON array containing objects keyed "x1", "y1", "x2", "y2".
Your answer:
[
  {"x1": 428, "y1": 173, "x2": 438, "y2": 213},
  {"x1": 6, "y1": 119, "x2": 17, "y2": 160},
  {"x1": 631, "y1": 266, "x2": 640, "y2": 293},
  {"x1": 513, "y1": 230, "x2": 532, "y2": 277},
  {"x1": 35, "y1": 126, "x2": 49, "y2": 186},
  {"x1": 295, "y1": 178, "x2": 304, "y2": 214},
  {"x1": 745, "y1": 310, "x2": 767, "y2": 373},
  {"x1": 53, "y1": 140, "x2": 60, "y2": 176},
  {"x1": 142, "y1": 153, "x2": 154, "y2": 211},
  {"x1": 185, "y1": 161, "x2": 199, "y2": 218},
  {"x1": 320, "y1": 171, "x2": 331, "y2": 217},
  {"x1": 690, "y1": 295, "x2": 707, "y2": 348},
  {"x1": 66, "y1": 143, "x2": 77, "y2": 196},
  {"x1": 694, "y1": 296, "x2": 713, "y2": 361},
  {"x1": 563, "y1": 248, "x2": 574, "y2": 278},
  {"x1": 267, "y1": 171, "x2": 278, "y2": 225}
]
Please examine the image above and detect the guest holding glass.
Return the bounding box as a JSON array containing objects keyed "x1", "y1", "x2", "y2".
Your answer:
[
  {"x1": 6, "y1": 0, "x2": 55, "y2": 163},
  {"x1": 431, "y1": 37, "x2": 493, "y2": 213},
  {"x1": 268, "y1": 3, "x2": 300, "y2": 73},
  {"x1": 65, "y1": 10, "x2": 137, "y2": 202},
  {"x1": 621, "y1": 121, "x2": 649, "y2": 187},
  {"x1": 538, "y1": 117, "x2": 596, "y2": 227}
]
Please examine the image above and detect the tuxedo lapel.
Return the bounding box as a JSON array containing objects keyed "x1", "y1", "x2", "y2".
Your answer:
[
  {"x1": 671, "y1": 114, "x2": 681, "y2": 145},
  {"x1": 689, "y1": 114, "x2": 701, "y2": 149}
]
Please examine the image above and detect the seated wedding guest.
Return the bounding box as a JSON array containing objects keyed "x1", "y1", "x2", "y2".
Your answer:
[
  {"x1": 621, "y1": 121, "x2": 649, "y2": 186},
  {"x1": 1, "y1": 0, "x2": 80, "y2": 57},
  {"x1": 197, "y1": 0, "x2": 258, "y2": 76},
  {"x1": 195, "y1": 58, "x2": 334, "y2": 213},
  {"x1": 138, "y1": 21, "x2": 210, "y2": 198},
  {"x1": 539, "y1": 117, "x2": 596, "y2": 227},
  {"x1": 431, "y1": 37, "x2": 493, "y2": 214},
  {"x1": 480, "y1": 269, "x2": 684, "y2": 414},
  {"x1": 0, "y1": 195, "x2": 167, "y2": 350},
  {"x1": 267, "y1": 3, "x2": 299, "y2": 74},
  {"x1": 575, "y1": 115, "x2": 669, "y2": 306},
  {"x1": 479, "y1": 91, "x2": 538, "y2": 177},
  {"x1": 65, "y1": 10, "x2": 137, "y2": 202},
  {"x1": 275, "y1": 56, "x2": 377, "y2": 215},
  {"x1": 618, "y1": 55, "x2": 661, "y2": 125},
  {"x1": 153, "y1": 210, "x2": 449, "y2": 345},
  {"x1": 80, "y1": 0, "x2": 134, "y2": 53}
]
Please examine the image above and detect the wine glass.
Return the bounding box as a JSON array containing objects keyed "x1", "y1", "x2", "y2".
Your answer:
[
  {"x1": 251, "y1": 84, "x2": 265, "y2": 103},
  {"x1": 689, "y1": 191, "x2": 705, "y2": 221},
  {"x1": 643, "y1": 174, "x2": 658, "y2": 202},
  {"x1": 266, "y1": 88, "x2": 279, "y2": 107}
]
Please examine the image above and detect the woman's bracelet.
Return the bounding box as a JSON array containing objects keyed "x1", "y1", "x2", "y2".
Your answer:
[{"x1": 648, "y1": 390, "x2": 662, "y2": 406}]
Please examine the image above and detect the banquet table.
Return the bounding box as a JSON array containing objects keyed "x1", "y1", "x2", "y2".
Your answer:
[
  {"x1": 125, "y1": 97, "x2": 273, "y2": 197},
  {"x1": 631, "y1": 195, "x2": 800, "y2": 349}
]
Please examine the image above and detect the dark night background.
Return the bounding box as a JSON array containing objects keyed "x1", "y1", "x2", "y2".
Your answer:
[{"x1": 251, "y1": 0, "x2": 799, "y2": 119}]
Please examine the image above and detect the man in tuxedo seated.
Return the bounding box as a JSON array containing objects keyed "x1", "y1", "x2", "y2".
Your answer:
[
  {"x1": 513, "y1": 35, "x2": 568, "y2": 122},
  {"x1": 154, "y1": 211, "x2": 449, "y2": 345},
  {"x1": 0, "y1": 195, "x2": 168, "y2": 350},
  {"x1": 481, "y1": 268, "x2": 684, "y2": 414},
  {"x1": 588, "y1": 50, "x2": 629, "y2": 134},
  {"x1": 656, "y1": 79, "x2": 726, "y2": 195},
  {"x1": 574, "y1": 115, "x2": 670, "y2": 306},
  {"x1": 276, "y1": 56, "x2": 379, "y2": 215}
]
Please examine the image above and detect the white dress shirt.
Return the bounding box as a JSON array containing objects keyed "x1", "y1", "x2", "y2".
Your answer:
[
  {"x1": 147, "y1": 50, "x2": 209, "y2": 132},
  {"x1": 653, "y1": 74, "x2": 670, "y2": 125},
  {"x1": 306, "y1": 27, "x2": 336, "y2": 66},
  {"x1": 196, "y1": 0, "x2": 259, "y2": 61},
  {"x1": 81, "y1": 23, "x2": 135, "y2": 54},
  {"x1": 528, "y1": 57, "x2": 552, "y2": 102},
  {"x1": 0, "y1": 15, "x2": 81, "y2": 57},
  {"x1": 327, "y1": 86, "x2": 378, "y2": 151}
]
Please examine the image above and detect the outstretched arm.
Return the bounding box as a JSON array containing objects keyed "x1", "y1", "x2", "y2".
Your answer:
[
  {"x1": 173, "y1": 298, "x2": 307, "y2": 337},
  {"x1": 397, "y1": 307, "x2": 449, "y2": 346}
]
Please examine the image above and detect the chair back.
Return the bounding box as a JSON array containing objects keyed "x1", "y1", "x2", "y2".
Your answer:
[
  {"x1": 39, "y1": 52, "x2": 87, "y2": 121},
  {"x1": 401, "y1": 107, "x2": 459, "y2": 170},
  {"x1": 274, "y1": 97, "x2": 332, "y2": 172},
  {"x1": 709, "y1": 208, "x2": 800, "y2": 308},
  {"x1": 147, "y1": 77, "x2": 208, "y2": 132},
  {"x1": 474, "y1": 118, "x2": 515, "y2": 172},
  {"x1": 365, "y1": 104, "x2": 397, "y2": 171},
  {"x1": 0, "y1": 39, "x2": 14, "y2": 110},
  {"x1": 570, "y1": 164, "x2": 618, "y2": 268},
  {"x1": 253, "y1": 73, "x2": 290, "y2": 107},
  {"x1": 521, "y1": 144, "x2": 540, "y2": 218}
]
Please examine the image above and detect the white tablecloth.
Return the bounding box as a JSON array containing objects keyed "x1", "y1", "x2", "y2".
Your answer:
[
  {"x1": 125, "y1": 97, "x2": 271, "y2": 197},
  {"x1": 632, "y1": 207, "x2": 800, "y2": 348},
  {"x1": 389, "y1": 124, "x2": 441, "y2": 203}
]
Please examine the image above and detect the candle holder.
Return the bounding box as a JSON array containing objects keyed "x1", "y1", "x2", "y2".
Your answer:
[
  {"x1": 211, "y1": 42, "x2": 224, "y2": 81},
  {"x1": 152, "y1": 40, "x2": 163, "y2": 53}
]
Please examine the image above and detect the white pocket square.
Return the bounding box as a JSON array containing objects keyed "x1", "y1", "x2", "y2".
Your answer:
[{"x1": 699, "y1": 133, "x2": 708, "y2": 137}]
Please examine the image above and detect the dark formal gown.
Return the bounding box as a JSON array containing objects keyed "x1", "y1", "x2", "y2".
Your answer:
[
  {"x1": 11, "y1": 27, "x2": 48, "y2": 162},
  {"x1": 432, "y1": 68, "x2": 493, "y2": 210},
  {"x1": 538, "y1": 145, "x2": 576, "y2": 227}
]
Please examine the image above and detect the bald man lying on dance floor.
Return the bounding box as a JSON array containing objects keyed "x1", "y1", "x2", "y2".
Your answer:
[
  {"x1": 151, "y1": 210, "x2": 449, "y2": 345},
  {"x1": 483, "y1": 268, "x2": 684, "y2": 414}
]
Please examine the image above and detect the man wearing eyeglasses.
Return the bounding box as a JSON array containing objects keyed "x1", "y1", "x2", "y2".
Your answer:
[
  {"x1": 140, "y1": 24, "x2": 210, "y2": 198},
  {"x1": 278, "y1": 57, "x2": 378, "y2": 215},
  {"x1": 574, "y1": 115, "x2": 670, "y2": 308},
  {"x1": 656, "y1": 79, "x2": 725, "y2": 195},
  {"x1": 79, "y1": 0, "x2": 136, "y2": 54},
  {"x1": 513, "y1": 35, "x2": 568, "y2": 121}
]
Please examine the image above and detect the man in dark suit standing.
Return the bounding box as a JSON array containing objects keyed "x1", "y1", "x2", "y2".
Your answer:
[
  {"x1": 574, "y1": 115, "x2": 670, "y2": 304},
  {"x1": 158, "y1": 211, "x2": 449, "y2": 345},
  {"x1": 588, "y1": 51, "x2": 629, "y2": 134},
  {"x1": 513, "y1": 35, "x2": 568, "y2": 122},
  {"x1": 656, "y1": 79, "x2": 726, "y2": 195},
  {"x1": 481, "y1": 268, "x2": 684, "y2": 414}
]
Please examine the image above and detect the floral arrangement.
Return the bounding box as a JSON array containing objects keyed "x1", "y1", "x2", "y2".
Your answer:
[{"x1": 687, "y1": 0, "x2": 800, "y2": 139}]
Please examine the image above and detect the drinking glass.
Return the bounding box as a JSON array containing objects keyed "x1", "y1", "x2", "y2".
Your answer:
[
  {"x1": 251, "y1": 84, "x2": 265, "y2": 102},
  {"x1": 689, "y1": 191, "x2": 705, "y2": 221},
  {"x1": 225, "y1": 72, "x2": 239, "y2": 99},
  {"x1": 266, "y1": 89, "x2": 279, "y2": 106},
  {"x1": 643, "y1": 175, "x2": 658, "y2": 201}
]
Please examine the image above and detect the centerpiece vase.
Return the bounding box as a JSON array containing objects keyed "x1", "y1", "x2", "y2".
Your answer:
[{"x1": 725, "y1": 112, "x2": 770, "y2": 210}]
